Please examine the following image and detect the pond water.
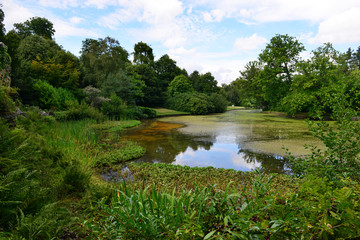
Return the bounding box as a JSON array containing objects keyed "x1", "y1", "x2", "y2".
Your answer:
[{"x1": 121, "y1": 110, "x2": 323, "y2": 173}]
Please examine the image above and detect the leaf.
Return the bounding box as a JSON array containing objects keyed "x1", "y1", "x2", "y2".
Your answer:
[{"x1": 204, "y1": 230, "x2": 216, "y2": 240}]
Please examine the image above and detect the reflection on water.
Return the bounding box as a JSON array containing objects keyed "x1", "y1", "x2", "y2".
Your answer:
[{"x1": 119, "y1": 110, "x2": 313, "y2": 173}]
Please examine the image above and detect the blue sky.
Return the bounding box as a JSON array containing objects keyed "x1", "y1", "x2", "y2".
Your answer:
[{"x1": 2, "y1": 0, "x2": 360, "y2": 84}]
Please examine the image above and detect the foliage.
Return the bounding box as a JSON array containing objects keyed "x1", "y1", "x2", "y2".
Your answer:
[
  {"x1": 84, "y1": 164, "x2": 360, "y2": 239},
  {"x1": 100, "y1": 93, "x2": 130, "y2": 120},
  {"x1": 94, "y1": 141, "x2": 145, "y2": 167},
  {"x1": 14, "y1": 17, "x2": 55, "y2": 39},
  {"x1": 133, "y1": 106, "x2": 157, "y2": 119},
  {"x1": 0, "y1": 86, "x2": 16, "y2": 114},
  {"x1": 101, "y1": 69, "x2": 139, "y2": 105},
  {"x1": 190, "y1": 71, "x2": 219, "y2": 94},
  {"x1": 33, "y1": 79, "x2": 78, "y2": 110},
  {"x1": 80, "y1": 37, "x2": 129, "y2": 88},
  {"x1": 133, "y1": 41, "x2": 154, "y2": 65},
  {"x1": 166, "y1": 92, "x2": 227, "y2": 115},
  {"x1": 168, "y1": 74, "x2": 194, "y2": 96},
  {"x1": 289, "y1": 92, "x2": 360, "y2": 181},
  {"x1": 56, "y1": 102, "x2": 104, "y2": 122}
]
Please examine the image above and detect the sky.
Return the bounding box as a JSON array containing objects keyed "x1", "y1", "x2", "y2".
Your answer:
[{"x1": 2, "y1": 0, "x2": 360, "y2": 85}]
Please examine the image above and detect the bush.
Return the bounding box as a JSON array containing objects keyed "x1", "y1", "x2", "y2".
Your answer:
[
  {"x1": 0, "y1": 86, "x2": 16, "y2": 115},
  {"x1": 33, "y1": 79, "x2": 59, "y2": 109},
  {"x1": 133, "y1": 106, "x2": 157, "y2": 119},
  {"x1": 101, "y1": 94, "x2": 129, "y2": 120},
  {"x1": 56, "y1": 102, "x2": 104, "y2": 122},
  {"x1": 166, "y1": 92, "x2": 227, "y2": 115}
]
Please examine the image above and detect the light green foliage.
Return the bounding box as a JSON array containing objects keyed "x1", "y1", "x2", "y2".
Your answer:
[
  {"x1": 289, "y1": 92, "x2": 360, "y2": 180},
  {"x1": 94, "y1": 141, "x2": 145, "y2": 167},
  {"x1": 168, "y1": 74, "x2": 194, "y2": 96},
  {"x1": 33, "y1": 80, "x2": 77, "y2": 110}
]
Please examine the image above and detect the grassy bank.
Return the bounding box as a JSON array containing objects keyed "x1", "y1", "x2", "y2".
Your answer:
[
  {"x1": 81, "y1": 163, "x2": 360, "y2": 239},
  {"x1": 153, "y1": 107, "x2": 190, "y2": 117}
]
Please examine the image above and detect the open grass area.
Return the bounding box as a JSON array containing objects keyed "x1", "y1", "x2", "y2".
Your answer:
[{"x1": 153, "y1": 107, "x2": 190, "y2": 116}]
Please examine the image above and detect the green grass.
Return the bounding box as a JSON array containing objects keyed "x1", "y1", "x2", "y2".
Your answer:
[
  {"x1": 95, "y1": 120, "x2": 141, "y2": 132},
  {"x1": 226, "y1": 106, "x2": 246, "y2": 111},
  {"x1": 153, "y1": 108, "x2": 190, "y2": 116}
]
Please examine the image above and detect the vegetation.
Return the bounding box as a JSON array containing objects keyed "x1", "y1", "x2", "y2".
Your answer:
[{"x1": 1, "y1": 5, "x2": 360, "y2": 240}]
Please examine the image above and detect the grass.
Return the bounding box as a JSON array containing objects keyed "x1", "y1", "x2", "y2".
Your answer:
[
  {"x1": 226, "y1": 106, "x2": 246, "y2": 111},
  {"x1": 153, "y1": 108, "x2": 190, "y2": 116}
]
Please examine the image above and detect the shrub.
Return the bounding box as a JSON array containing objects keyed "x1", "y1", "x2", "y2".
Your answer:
[
  {"x1": 56, "y1": 102, "x2": 104, "y2": 122},
  {"x1": 33, "y1": 79, "x2": 59, "y2": 109},
  {"x1": 166, "y1": 92, "x2": 226, "y2": 115},
  {"x1": 0, "y1": 86, "x2": 16, "y2": 115},
  {"x1": 101, "y1": 94, "x2": 129, "y2": 120},
  {"x1": 133, "y1": 106, "x2": 157, "y2": 119}
]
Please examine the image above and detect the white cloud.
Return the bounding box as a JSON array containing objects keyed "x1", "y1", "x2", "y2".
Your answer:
[
  {"x1": 202, "y1": 9, "x2": 225, "y2": 22},
  {"x1": 190, "y1": 0, "x2": 360, "y2": 24},
  {"x1": 38, "y1": 0, "x2": 80, "y2": 9},
  {"x1": 2, "y1": 0, "x2": 34, "y2": 31},
  {"x1": 69, "y1": 16, "x2": 84, "y2": 24},
  {"x1": 84, "y1": 0, "x2": 117, "y2": 9},
  {"x1": 309, "y1": 8, "x2": 360, "y2": 44},
  {"x1": 234, "y1": 34, "x2": 267, "y2": 52},
  {"x1": 53, "y1": 18, "x2": 99, "y2": 38}
]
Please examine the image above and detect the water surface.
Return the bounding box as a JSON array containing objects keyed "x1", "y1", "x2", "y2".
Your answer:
[{"x1": 121, "y1": 110, "x2": 323, "y2": 173}]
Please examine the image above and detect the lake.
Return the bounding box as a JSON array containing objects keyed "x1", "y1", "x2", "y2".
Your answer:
[{"x1": 121, "y1": 110, "x2": 323, "y2": 173}]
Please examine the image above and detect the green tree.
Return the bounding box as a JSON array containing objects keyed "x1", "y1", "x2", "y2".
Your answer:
[
  {"x1": 14, "y1": 17, "x2": 55, "y2": 39},
  {"x1": 168, "y1": 75, "x2": 194, "y2": 96},
  {"x1": 0, "y1": 6, "x2": 5, "y2": 42},
  {"x1": 154, "y1": 54, "x2": 184, "y2": 92},
  {"x1": 127, "y1": 63, "x2": 160, "y2": 107},
  {"x1": 101, "y1": 69, "x2": 138, "y2": 105},
  {"x1": 80, "y1": 37, "x2": 129, "y2": 88},
  {"x1": 190, "y1": 71, "x2": 218, "y2": 94},
  {"x1": 258, "y1": 34, "x2": 305, "y2": 110},
  {"x1": 133, "y1": 42, "x2": 154, "y2": 65}
]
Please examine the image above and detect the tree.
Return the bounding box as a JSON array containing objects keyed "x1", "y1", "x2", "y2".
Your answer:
[
  {"x1": 14, "y1": 17, "x2": 55, "y2": 39},
  {"x1": 154, "y1": 54, "x2": 184, "y2": 92},
  {"x1": 133, "y1": 42, "x2": 154, "y2": 65},
  {"x1": 168, "y1": 74, "x2": 194, "y2": 96},
  {"x1": 101, "y1": 69, "x2": 144, "y2": 105},
  {"x1": 127, "y1": 63, "x2": 160, "y2": 107},
  {"x1": 80, "y1": 37, "x2": 129, "y2": 88},
  {"x1": 190, "y1": 71, "x2": 218, "y2": 94},
  {"x1": 0, "y1": 6, "x2": 5, "y2": 42},
  {"x1": 258, "y1": 34, "x2": 305, "y2": 110}
]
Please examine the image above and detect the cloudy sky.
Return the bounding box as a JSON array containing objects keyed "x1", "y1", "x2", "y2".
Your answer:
[{"x1": 2, "y1": 0, "x2": 360, "y2": 85}]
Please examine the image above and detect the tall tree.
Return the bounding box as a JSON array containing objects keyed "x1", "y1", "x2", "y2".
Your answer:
[
  {"x1": 258, "y1": 34, "x2": 305, "y2": 110},
  {"x1": 0, "y1": 6, "x2": 5, "y2": 42},
  {"x1": 154, "y1": 54, "x2": 184, "y2": 93},
  {"x1": 80, "y1": 37, "x2": 129, "y2": 87},
  {"x1": 133, "y1": 42, "x2": 154, "y2": 65},
  {"x1": 14, "y1": 17, "x2": 55, "y2": 39}
]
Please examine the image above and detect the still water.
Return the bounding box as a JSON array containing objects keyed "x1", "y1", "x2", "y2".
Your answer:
[{"x1": 121, "y1": 110, "x2": 323, "y2": 173}]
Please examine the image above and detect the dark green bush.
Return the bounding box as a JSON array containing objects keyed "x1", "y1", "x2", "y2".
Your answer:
[
  {"x1": 56, "y1": 102, "x2": 104, "y2": 122},
  {"x1": 0, "y1": 86, "x2": 16, "y2": 115},
  {"x1": 133, "y1": 106, "x2": 157, "y2": 119},
  {"x1": 166, "y1": 92, "x2": 227, "y2": 115},
  {"x1": 100, "y1": 93, "x2": 129, "y2": 120}
]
